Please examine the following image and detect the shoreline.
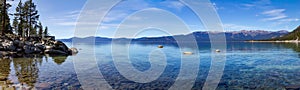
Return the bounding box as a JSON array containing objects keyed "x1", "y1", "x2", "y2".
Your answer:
[{"x1": 246, "y1": 40, "x2": 300, "y2": 43}]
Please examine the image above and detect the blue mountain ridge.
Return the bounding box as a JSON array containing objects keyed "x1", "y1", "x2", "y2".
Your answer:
[{"x1": 59, "y1": 30, "x2": 289, "y2": 42}]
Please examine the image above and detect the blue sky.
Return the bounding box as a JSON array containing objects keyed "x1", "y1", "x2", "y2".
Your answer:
[{"x1": 7, "y1": 0, "x2": 300, "y2": 39}]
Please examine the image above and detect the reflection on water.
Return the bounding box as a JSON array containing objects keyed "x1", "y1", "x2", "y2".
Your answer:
[
  {"x1": 0, "y1": 59, "x2": 13, "y2": 89},
  {"x1": 281, "y1": 43, "x2": 300, "y2": 52},
  {"x1": 0, "y1": 54, "x2": 72, "y2": 89},
  {"x1": 52, "y1": 56, "x2": 68, "y2": 65},
  {"x1": 13, "y1": 57, "x2": 41, "y2": 88},
  {"x1": 0, "y1": 42, "x2": 300, "y2": 89}
]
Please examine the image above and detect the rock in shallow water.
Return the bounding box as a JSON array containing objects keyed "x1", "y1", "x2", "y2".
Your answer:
[
  {"x1": 69, "y1": 48, "x2": 78, "y2": 55},
  {"x1": 45, "y1": 49, "x2": 68, "y2": 55},
  {"x1": 285, "y1": 84, "x2": 300, "y2": 89}
]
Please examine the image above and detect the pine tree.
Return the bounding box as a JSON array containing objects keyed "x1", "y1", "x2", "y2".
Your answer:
[
  {"x1": 30, "y1": 24, "x2": 37, "y2": 35},
  {"x1": 24, "y1": 0, "x2": 39, "y2": 37},
  {"x1": 44, "y1": 26, "x2": 48, "y2": 36},
  {"x1": 5, "y1": 0, "x2": 48, "y2": 37},
  {"x1": 1, "y1": 0, "x2": 7, "y2": 35},
  {"x1": 38, "y1": 22, "x2": 43, "y2": 37},
  {"x1": 12, "y1": 17, "x2": 18, "y2": 34},
  {"x1": 0, "y1": 0, "x2": 13, "y2": 35},
  {"x1": 13, "y1": 0, "x2": 25, "y2": 36}
]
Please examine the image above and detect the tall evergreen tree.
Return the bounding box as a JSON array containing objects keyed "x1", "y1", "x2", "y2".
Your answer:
[
  {"x1": 24, "y1": 0, "x2": 39, "y2": 37},
  {"x1": 12, "y1": 17, "x2": 18, "y2": 34},
  {"x1": 38, "y1": 22, "x2": 43, "y2": 37},
  {"x1": 13, "y1": 0, "x2": 25, "y2": 36},
  {"x1": 2, "y1": 0, "x2": 48, "y2": 37},
  {"x1": 1, "y1": 0, "x2": 7, "y2": 35},
  {"x1": 43, "y1": 26, "x2": 48, "y2": 36},
  {"x1": 29, "y1": 24, "x2": 37, "y2": 35},
  {"x1": 0, "y1": 0, "x2": 13, "y2": 35}
]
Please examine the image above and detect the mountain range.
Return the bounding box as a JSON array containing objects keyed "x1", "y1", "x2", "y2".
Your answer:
[
  {"x1": 60, "y1": 30, "x2": 289, "y2": 42},
  {"x1": 267, "y1": 26, "x2": 300, "y2": 41}
]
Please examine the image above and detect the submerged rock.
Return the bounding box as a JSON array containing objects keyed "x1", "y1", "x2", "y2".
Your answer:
[
  {"x1": 45, "y1": 49, "x2": 68, "y2": 55},
  {"x1": 69, "y1": 48, "x2": 78, "y2": 55},
  {"x1": 215, "y1": 49, "x2": 221, "y2": 52},
  {"x1": 183, "y1": 52, "x2": 193, "y2": 55},
  {"x1": 158, "y1": 45, "x2": 164, "y2": 48},
  {"x1": 285, "y1": 84, "x2": 300, "y2": 89}
]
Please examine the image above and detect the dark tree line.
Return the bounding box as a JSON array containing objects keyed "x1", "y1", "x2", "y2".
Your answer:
[
  {"x1": 0, "y1": 0, "x2": 12, "y2": 35},
  {"x1": 1, "y1": 0, "x2": 49, "y2": 37}
]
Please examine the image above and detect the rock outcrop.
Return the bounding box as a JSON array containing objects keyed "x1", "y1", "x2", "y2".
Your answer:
[{"x1": 0, "y1": 34, "x2": 78, "y2": 58}]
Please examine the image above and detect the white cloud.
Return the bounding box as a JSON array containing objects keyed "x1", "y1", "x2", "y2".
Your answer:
[
  {"x1": 45, "y1": 0, "x2": 151, "y2": 27},
  {"x1": 279, "y1": 18, "x2": 299, "y2": 22},
  {"x1": 262, "y1": 9, "x2": 285, "y2": 15},
  {"x1": 242, "y1": 4, "x2": 255, "y2": 8},
  {"x1": 241, "y1": 0, "x2": 271, "y2": 9},
  {"x1": 263, "y1": 15, "x2": 287, "y2": 21},
  {"x1": 101, "y1": 0, "x2": 150, "y2": 23},
  {"x1": 64, "y1": 10, "x2": 81, "y2": 19},
  {"x1": 241, "y1": 1, "x2": 298, "y2": 25},
  {"x1": 223, "y1": 24, "x2": 252, "y2": 31},
  {"x1": 45, "y1": 10, "x2": 80, "y2": 26},
  {"x1": 160, "y1": 1, "x2": 185, "y2": 11},
  {"x1": 57, "y1": 22, "x2": 77, "y2": 26},
  {"x1": 260, "y1": 9, "x2": 299, "y2": 25},
  {"x1": 102, "y1": 11, "x2": 128, "y2": 23},
  {"x1": 223, "y1": 24, "x2": 269, "y2": 31},
  {"x1": 262, "y1": 9, "x2": 287, "y2": 21}
]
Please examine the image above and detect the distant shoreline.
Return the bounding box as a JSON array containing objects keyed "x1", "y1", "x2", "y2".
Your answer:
[{"x1": 246, "y1": 40, "x2": 300, "y2": 43}]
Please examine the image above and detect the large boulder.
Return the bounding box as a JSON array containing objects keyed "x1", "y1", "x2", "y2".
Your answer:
[
  {"x1": 24, "y1": 45, "x2": 43, "y2": 54},
  {"x1": 53, "y1": 41, "x2": 69, "y2": 52},
  {"x1": 45, "y1": 45, "x2": 53, "y2": 50},
  {"x1": 0, "y1": 40, "x2": 15, "y2": 51},
  {"x1": 13, "y1": 40, "x2": 20, "y2": 46},
  {"x1": 34, "y1": 43, "x2": 45, "y2": 50},
  {"x1": 24, "y1": 45, "x2": 35, "y2": 54},
  {"x1": 69, "y1": 48, "x2": 78, "y2": 55},
  {"x1": 16, "y1": 48, "x2": 23, "y2": 52},
  {"x1": 18, "y1": 41, "x2": 25, "y2": 48},
  {"x1": 0, "y1": 51, "x2": 11, "y2": 57},
  {"x1": 7, "y1": 45, "x2": 16, "y2": 51},
  {"x1": 24, "y1": 41, "x2": 33, "y2": 45}
]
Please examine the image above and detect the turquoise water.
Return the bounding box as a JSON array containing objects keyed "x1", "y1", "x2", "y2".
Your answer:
[{"x1": 1, "y1": 42, "x2": 300, "y2": 89}]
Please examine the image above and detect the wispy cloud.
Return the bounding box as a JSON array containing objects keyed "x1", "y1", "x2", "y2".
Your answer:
[
  {"x1": 57, "y1": 22, "x2": 77, "y2": 26},
  {"x1": 262, "y1": 9, "x2": 287, "y2": 21},
  {"x1": 262, "y1": 9, "x2": 285, "y2": 15},
  {"x1": 64, "y1": 10, "x2": 81, "y2": 19},
  {"x1": 94, "y1": 0, "x2": 150, "y2": 23},
  {"x1": 241, "y1": 0, "x2": 271, "y2": 9},
  {"x1": 279, "y1": 18, "x2": 299, "y2": 22},
  {"x1": 242, "y1": 4, "x2": 255, "y2": 8},
  {"x1": 223, "y1": 24, "x2": 252, "y2": 31},
  {"x1": 161, "y1": 1, "x2": 185, "y2": 11},
  {"x1": 45, "y1": 0, "x2": 151, "y2": 27},
  {"x1": 45, "y1": 10, "x2": 80, "y2": 26},
  {"x1": 102, "y1": 11, "x2": 128, "y2": 23},
  {"x1": 223, "y1": 24, "x2": 270, "y2": 31},
  {"x1": 240, "y1": 0, "x2": 298, "y2": 25},
  {"x1": 263, "y1": 15, "x2": 287, "y2": 21},
  {"x1": 260, "y1": 9, "x2": 299, "y2": 25}
]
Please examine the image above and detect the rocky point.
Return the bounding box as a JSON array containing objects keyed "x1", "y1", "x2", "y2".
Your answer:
[{"x1": 0, "y1": 34, "x2": 78, "y2": 58}]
